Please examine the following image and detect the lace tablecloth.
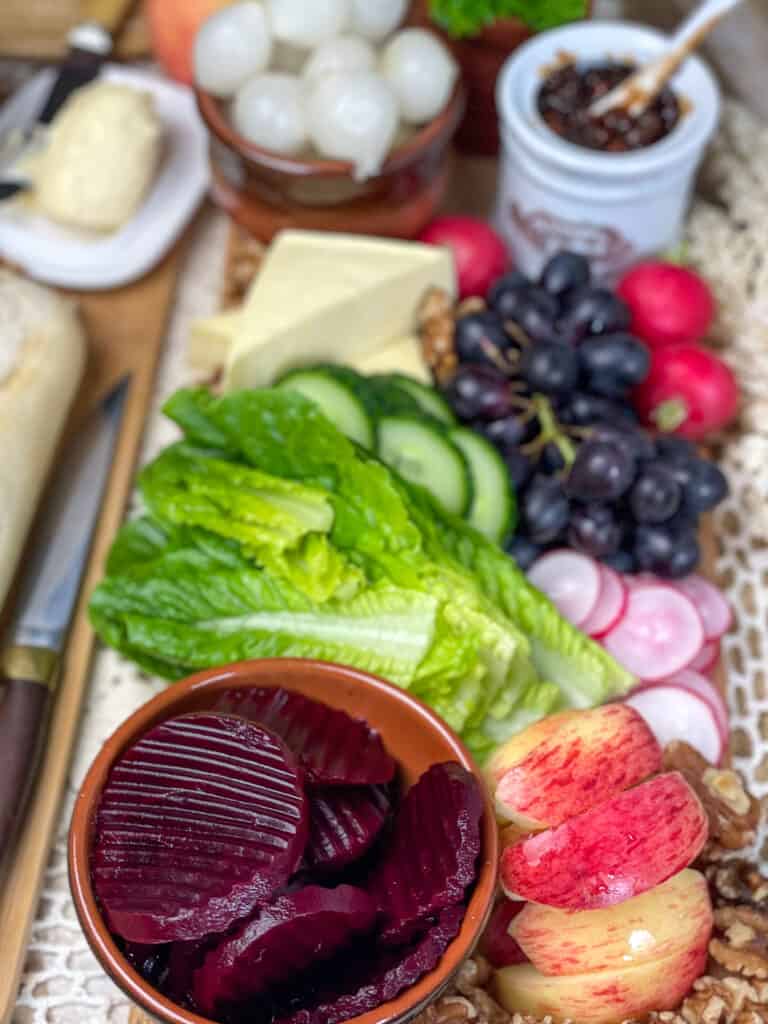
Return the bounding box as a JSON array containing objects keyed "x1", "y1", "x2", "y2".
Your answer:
[{"x1": 12, "y1": 179, "x2": 768, "y2": 1021}]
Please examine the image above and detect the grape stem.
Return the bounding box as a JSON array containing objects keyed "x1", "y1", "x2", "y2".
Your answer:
[
  {"x1": 521, "y1": 394, "x2": 577, "y2": 467},
  {"x1": 652, "y1": 397, "x2": 688, "y2": 432}
]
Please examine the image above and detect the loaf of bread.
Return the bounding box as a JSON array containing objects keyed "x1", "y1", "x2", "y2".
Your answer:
[
  {"x1": 34, "y1": 81, "x2": 162, "y2": 233},
  {"x1": 0, "y1": 270, "x2": 86, "y2": 611}
]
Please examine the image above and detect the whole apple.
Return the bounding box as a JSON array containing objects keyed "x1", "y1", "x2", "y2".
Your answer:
[{"x1": 146, "y1": 0, "x2": 232, "y2": 84}]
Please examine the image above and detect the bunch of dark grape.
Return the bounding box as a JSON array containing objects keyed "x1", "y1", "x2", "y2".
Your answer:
[{"x1": 442, "y1": 251, "x2": 729, "y2": 579}]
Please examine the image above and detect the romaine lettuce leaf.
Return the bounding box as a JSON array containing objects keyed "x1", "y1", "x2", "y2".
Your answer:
[{"x1": 92, "y1": 386, "x2": 634, "y2": 763}]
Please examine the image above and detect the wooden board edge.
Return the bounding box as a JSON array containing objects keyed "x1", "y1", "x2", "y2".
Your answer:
[{"x1": 0, "y1": 292, "x2": 172, "y2": 1024}]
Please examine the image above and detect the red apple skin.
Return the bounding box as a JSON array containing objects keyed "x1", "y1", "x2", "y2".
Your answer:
[
  {"x1": 510, "y1": 869, "x2": 712, "y2": 976},
  {"x1": 493, "y1": 942, "x2": 708, "y2": 1023},
  {"x1": 494, "y1": 704, "x2": 661, "y2": 830},
  {"x1": 145, "y1": 0, "x2": 231, "y2": 84},
  {"x1": 485, "y1": 711, "x2": 579, "y2": 789},
  {"x1": 500, "y1": 772, "x2": 708, "y2": 911}
]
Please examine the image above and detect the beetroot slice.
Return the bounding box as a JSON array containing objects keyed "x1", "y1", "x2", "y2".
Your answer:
[
  {"x1": 274, "y1": 905, "x2": 465, "y2": 1024},
  {"x1": 305, "y1": 785, "x2": 390, "y2": 873},
  {"x1": 92, "y1": 713, "x2": 309, "y2": 943},
  {"x1": 193, "y1": 885, "x2": 376, "y2": 1016},
  {"x1": 215, "y1": 687, "x2": 395, "y2": 786},
  {"x1": 122, "y1": 941, "x2": 168, "y2": 987},
  {"x1": 373, "y1": 762, "x2": 482, "y2": 947}
]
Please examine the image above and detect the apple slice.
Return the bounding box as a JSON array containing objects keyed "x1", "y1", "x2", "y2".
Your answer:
[
  {"x1": 500, "y1": 772, "x2": 708, "y2": 910},
  {"x1": 484, "y1": 711, "x2": 580, "y2": 789},
  {"x1": 510, "y1": 868, "x2": 712, "y2": 976},
  {"x1": 493, "y1": 942, "x2": 708, "y2": 1024},
  {"x1": 493, "y1": 704, "x2": 661, "y2": 830}
]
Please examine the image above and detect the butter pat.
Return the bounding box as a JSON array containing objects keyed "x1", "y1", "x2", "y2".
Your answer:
[
  {"x1": 224, "y1": 231, "x2": 454, "y2": 391},
  {"x1": 34, "y1": 81, "x2": 162, "y2": 233}
]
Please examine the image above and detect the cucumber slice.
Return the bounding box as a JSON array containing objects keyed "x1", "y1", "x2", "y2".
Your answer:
[
  {"x1": 382, "y1": 374, "x2": 456, "y2": 425},
  {"x1": 450, "y1": 427, "x2": 516, "y2": 545},
  {"x1": 277, "y1": 368, "x2": 374, "y2": 449},
  {"x1": 377, "y1": 416, "x2": 471, "y2": 517}
]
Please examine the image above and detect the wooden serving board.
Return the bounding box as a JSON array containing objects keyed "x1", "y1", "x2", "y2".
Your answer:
[
  {"x1": 0, "y1": 0, "x2": 149, "y2": 61},
  {"x1": 0, "y1": 237, "x2": 184, "y2": 1024}
]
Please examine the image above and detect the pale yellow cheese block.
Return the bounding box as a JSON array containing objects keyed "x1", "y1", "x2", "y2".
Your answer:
[
  {"x1": 189, "y1": 309, "x2": 241, "y2": 373},
  {"x1": 223, "y1": 230, "x2": 454, "y2": 391}
]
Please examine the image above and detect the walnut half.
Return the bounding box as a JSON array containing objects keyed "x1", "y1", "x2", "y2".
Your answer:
[{"x1": 663, "y1": 742, "x2": 760, "y2": 852}]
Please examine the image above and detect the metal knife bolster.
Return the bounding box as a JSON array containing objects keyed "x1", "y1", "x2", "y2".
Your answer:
[{"x1": 1, "y1": 645, "x2": 59, "y2": 692}]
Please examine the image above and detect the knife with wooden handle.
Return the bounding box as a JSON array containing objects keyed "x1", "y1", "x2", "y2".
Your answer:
[{"x1": 0, "y1": 380, "x2": 128, "y2": 860}]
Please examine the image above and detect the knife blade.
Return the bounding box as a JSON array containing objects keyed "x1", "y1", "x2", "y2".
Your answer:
[
  {"x1": 0, "y1": 0, "x2": 138, "y2": 189},
  {"x1": 0, "y1": 378, "x2": 129, "y2": 859}
]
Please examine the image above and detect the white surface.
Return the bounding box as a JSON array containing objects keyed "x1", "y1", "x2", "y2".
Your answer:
[
  {"x1": 0, "y1": 66, "x2": 209, "y2": 290},
  {"x1": 494, "y1": 21, "x2": 720, "y2": 279}
]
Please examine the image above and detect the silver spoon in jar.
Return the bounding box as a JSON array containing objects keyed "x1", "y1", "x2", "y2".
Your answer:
[{"x1": 590, "y1": 0, "x2": 745, "y2": 119}]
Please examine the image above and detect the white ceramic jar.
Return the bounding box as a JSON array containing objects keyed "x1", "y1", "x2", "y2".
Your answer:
[{"x1": 494, "y1": 21, "x2": 720, "y2": 281}]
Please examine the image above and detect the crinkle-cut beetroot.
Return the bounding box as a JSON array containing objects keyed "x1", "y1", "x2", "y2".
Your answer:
[
  {"x1": 306, "y1": 785, "x2": 390, "y2": 873},
  {"x1": 163, "y1": 938, "x2": 212, "y2": 1010},
  {"x1": 215, "y1": 687, "x2": 395, "y2": 786},
  {"x1": 275, "y1": 905, "x2": 465, "y2": 1024},
  {"x1": 193, "y1": 885, "x2": 376, "y2": 1016},
  {"x1": 373, "y1": 762, "x2": 482, "y2": 946},
  {"x1": 92, "y1": 713, "x2": 308, "y2": 943},
  {"x1": 123, "y1": 941, "x2": 168, "y2": 986}
]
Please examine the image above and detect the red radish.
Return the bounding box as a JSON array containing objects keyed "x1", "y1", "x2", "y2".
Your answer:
[
  {"x1": 634, "y1": 343, "x2": 739, "y2": 440},
  {"x1": 688, "y1": 639, "x2": 720, "y2": 674},
  {"x1": 480, "y1": 900, "x2": 528, "y2": 968},
  {"x1": 581, "y1": 565, "x2": 627, "y2": 637},
  {"x1": 661, "y1": 669, "x2": 729, "y2": 750},
  {"x1": 617, "y1": 262, "x2": 715, "y2": 348},
  {"x1": 673, "y1": 575, "x2": 732, "y2": 640},
  {"x1": 624, "y1": 685, "x2": 723, "y2": 765},
  {"x1": 418, "y1": 216, "x2": 508, "y2": 299},
  {"x1": 527, "y1": 551, "x2": 602, "y2": 628},
  {"x1": 602, "y1": 584, "x2": 704, "y2": 681}
]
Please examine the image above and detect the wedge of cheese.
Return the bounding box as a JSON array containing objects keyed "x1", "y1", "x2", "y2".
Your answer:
[
  {"x1": 189, "y1": 308, "x2": 242, "y2": 373},
  {"x1": 223, "y1": 231, "x2": 454, "y2": 391}
]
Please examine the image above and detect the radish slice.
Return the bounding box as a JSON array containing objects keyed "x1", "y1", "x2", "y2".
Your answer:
[
  {"x1": 581, "y1": 566, "x2": 627, "y2": 638},
  {"x1": 624, "y1": 685, "x2": 723, "y2": 765},
  {"x1": 673, "y1": 575, "x2": 733, "y2": 640},
  {"x1": 527, "y1": 551, "x2": 602, "y2": 628},
  {"x1": 660, "y1": 669, "x2": 729, "y2": 751},
  {"x1": 688, "y1": 639, "x2": 720, "y2": 675},
  {"x1": 602, "y1": 584, "x2": 704, "y2": 681}
]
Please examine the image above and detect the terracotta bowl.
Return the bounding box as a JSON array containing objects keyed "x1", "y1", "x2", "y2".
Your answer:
[
  {"x1": 195, "y1": 85, "x2": 466, "y2": 241},
  {"x1": 69, "y1": 658, "x2": 499, "y2": 1024}
]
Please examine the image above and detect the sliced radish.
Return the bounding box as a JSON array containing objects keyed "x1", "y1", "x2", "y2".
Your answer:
[
  {"x1": 581, "y1": 566, "x2": 628, "y2": 638},
  {"x1": 660, "y1": 669, "x2": 729, "y2": 752},
  {"x1": 624, "y1": 686, "x2": 723, "y2": 765},
  {"x1": 673, "y1": 575, "x2": 733, "y2": 640},
  {"x1": 527, "y1": 551, "x2": 602, "y2": 628},
  {"x1": 688, "y1": 639, "x2": 721, "y2": 675},
  {"x1": 602, "y1": 584, "x2": 704, "y2": 681}
]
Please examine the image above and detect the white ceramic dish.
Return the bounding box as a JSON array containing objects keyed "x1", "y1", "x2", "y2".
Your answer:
[
  {"x1": 0, "y1": 65, "x2": 209, "y2": 290},
  {"x1": 494, "y1": 22, "x2": 720, "y2": 280}
]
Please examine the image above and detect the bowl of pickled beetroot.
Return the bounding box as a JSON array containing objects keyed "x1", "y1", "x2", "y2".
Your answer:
[{"x1": 68, "y1": 658, "x2": 498, "y2": 1024}]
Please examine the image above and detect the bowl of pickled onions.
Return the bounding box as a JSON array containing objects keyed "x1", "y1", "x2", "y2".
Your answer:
[{"x1": 193, "y1": 0, "x2": 465, "y2": 239}]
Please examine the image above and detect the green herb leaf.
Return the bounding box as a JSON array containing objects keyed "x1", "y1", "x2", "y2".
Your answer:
[{"x1": 429, "y1": 0, "x2": 588, "y2": 37}]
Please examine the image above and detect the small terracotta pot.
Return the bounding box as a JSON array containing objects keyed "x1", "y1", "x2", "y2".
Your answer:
[
  {"x1": 195, "y1": 85, "x2": 465, "y2": 242},
  {"x1": 408, "y1": 0, "x2": 592, "y2": 155},
  {"x1": 69, "y1": 658, "x2": 498, "y2": 1024}
]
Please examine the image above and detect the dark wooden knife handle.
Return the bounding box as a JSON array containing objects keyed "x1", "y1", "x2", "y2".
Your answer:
[{"x1": 0, "y1": 678, "x2": 50, "y2": 859}]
